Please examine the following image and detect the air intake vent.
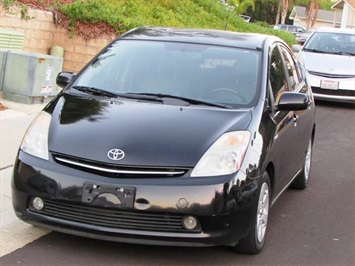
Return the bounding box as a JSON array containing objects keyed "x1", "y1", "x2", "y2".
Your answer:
[
  {"x1": 31, "y1": 199, "x2": 198, "y2": 233},
  {"x1": 0, "y1": 29, "x2": 25, "y2": 51}
]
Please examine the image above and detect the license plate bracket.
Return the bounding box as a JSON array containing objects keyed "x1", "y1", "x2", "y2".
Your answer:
[
  {"x1": 320, "y1": 80, "x2": 339, "y2": 90},
  {"x1": 82, "y1": 182, "x2": 135, "y2": 209}
]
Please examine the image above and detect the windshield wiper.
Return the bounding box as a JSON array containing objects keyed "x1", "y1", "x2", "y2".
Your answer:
[
  {"x1": 303, "y1": 48, "x2": 355, "y2": 56},
  {"x1": 128, "y1": 93, "x2": 231, "y2": 109},
  {"x1": 72, "y1": 86, "x2": 119, "y2": 98},
  {"x1": 72, "y1": 87, "x2": 164, "y2": 103},
  {"x1": 71, "y1": 88, "x2": 231, "y2": 108},
  {"x1": 329, "y1": 51, "x2": 355, "y2": 56},
  {"x1": 303, "y1": 48, "x2": 325, "y2": 53},
  {"x1": 116, "y1": 93, "x2": 163, "y2": 102}
]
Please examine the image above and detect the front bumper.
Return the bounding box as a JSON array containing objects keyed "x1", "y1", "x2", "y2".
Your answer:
[
  {"x1": 12, "y1": 151, "x2": 260, "y2": 247},
  {"x1": 306, "y1": 72, "x2": 355, "y2": 103}
]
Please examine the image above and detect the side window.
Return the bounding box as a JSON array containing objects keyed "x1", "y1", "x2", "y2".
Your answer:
[
  {"x1": 292, "y1": 52, "x2": 305, "y2": 82},
  {"x1": 289, "y1": 26, "x2": 296, "y2": 33},
  {"x1": 279, "y1": 45, "x2": 301, "y2": 90},
  {"x1": 269, "y1": 47, "x2": 288, "y2": 104}
]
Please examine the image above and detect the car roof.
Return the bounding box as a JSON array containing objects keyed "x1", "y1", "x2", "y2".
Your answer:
[
  {"x1": 315, "y1": 27, "x2": 355, "y2": 34},
  {"x1": 119, "y1": 26, "x2": 277, "y2": 50},
  {"x1": 275, "y1": 24, "x2": 304, "y2": 28}
]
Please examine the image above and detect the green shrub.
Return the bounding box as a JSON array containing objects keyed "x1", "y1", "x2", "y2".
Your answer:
[{"x1": 8, "y1": 0, "x2": 296, "y2": 45}]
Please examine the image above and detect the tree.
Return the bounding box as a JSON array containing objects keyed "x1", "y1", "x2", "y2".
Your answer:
[
  {"x1": 275, "y1": 0, "x2": 289, "y2": 24},
  {"x1": 245, "y1": 0, "x2": 333, "y2": 25},
  {"x1": 246, "y1": 0, "x2": 279, "y2": 24},
  {"x1": 305, "y1": 0, "x2": 319, "y2": 30}
]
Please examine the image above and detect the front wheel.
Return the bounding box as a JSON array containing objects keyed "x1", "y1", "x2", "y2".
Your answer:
[{"x1": 234, "y1": 173, "x2": 271, "y2": 254}]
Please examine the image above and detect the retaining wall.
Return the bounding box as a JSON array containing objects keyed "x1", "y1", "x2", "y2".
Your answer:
[{"x1": 0, "y1": 4, "x2": 116, "y2": 72}]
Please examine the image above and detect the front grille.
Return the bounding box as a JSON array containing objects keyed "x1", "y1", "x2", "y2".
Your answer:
[
  {"x1": 311, "y1": 87, "x2": 355, "y2": 97},
  {"x1": 33, "y1": 199, "x2": 196, "y2": 233},
  {"x1": 52, "y1": 153, "x2": 188, "y2": 178},
  {"x1": 308, "y1": 71, "x2": 355, "y2": 79}
]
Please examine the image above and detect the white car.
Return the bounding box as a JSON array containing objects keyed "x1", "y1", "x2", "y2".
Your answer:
[{"x1": 293, "y1": 27, "x2": 355, "y2": 103}]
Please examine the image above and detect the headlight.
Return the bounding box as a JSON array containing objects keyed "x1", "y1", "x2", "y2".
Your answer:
[
  {"x1": 191, "y1": 131, "x2": 250, "y2": 177},
  {"x1": 21, "y1": 111, "x2": 51, "y2": 160}
]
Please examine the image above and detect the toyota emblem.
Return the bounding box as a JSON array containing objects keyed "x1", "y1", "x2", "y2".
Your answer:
[{"x1": 107, "y1": 149, "x2": 125, "y2": 161}]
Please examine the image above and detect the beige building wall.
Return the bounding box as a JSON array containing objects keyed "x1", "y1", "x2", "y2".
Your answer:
[
  {"x1": 0, "y1": 5, "x2": 116, "y2": 72},
  {"x1": 344, "y1": 4, "x2": 355, "y2": 28}
]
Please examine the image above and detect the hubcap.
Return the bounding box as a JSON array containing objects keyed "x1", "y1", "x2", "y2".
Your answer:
[
  {"x1": 304, "y1": 140, "x2": 312, "y2": 182},
  {"x1": 256, "y1": 182, "x2": 269, "y2": 243}
]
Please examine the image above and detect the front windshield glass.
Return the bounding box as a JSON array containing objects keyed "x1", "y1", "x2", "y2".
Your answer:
[
  {"x1": 74, "y1": 40, "x2": 260, "y2": 108},
  {"x1": 304, "y1": 31, "x2": 355, "y2": 55}
]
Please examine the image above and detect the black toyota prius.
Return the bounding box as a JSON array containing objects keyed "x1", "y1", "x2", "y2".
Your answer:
[{"x1": 12, "y1": 27, "x2": 316, "y2": 254}]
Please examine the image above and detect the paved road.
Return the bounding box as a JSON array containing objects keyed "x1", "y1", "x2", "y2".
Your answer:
[{"x1": 0, "y1": 101, "x2": 354, "y2": 266}]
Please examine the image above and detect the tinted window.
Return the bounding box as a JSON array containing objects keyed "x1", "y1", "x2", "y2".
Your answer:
[
  {"x1": 279, "y1": 45, "x2": 300, "y2": 90},
  {"x1": 288, "y1": 26, "x2": 296, "y2": 32},
  {"x1": 269, "y1": 47, "x2": 288, "y2": 103}
]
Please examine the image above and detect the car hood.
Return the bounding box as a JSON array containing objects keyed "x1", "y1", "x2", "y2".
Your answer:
[
  {"x1": 299, "y1": 51, "x2": 355, "y2": 75},
  {"x1": 46, "y1": 93, "x2": 252, "y2": 167}
]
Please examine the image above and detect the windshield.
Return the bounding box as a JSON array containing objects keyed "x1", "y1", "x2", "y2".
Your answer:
[
  {"x1": 303, "y1": 31, "x2": 355, "y2": 55},
  {"x1": 74, "y1": 40, "x2": 260, "y2": 108}
]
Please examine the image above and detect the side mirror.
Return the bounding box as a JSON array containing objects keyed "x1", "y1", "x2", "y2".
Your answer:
[
  {"x1": 277, "y1": 92, "x2": 309, "y2": 111},
  {"x1": 56, "y1": 72, "x2": 76, "y2": 88},
  {"x1": 292, "y1": 44, "x2": 302, "y2": 53}
]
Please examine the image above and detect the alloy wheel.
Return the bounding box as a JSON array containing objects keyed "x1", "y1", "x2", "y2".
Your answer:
[
  {"x1": 256, "y1": 182, "x2": 269, "y2": 243},
  {"x1": 304, "y1": 140, "x2": 312, "y2": 183}
]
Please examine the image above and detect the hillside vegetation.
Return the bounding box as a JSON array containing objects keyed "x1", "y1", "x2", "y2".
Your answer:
[{"x1": 5, "y1": 0, "x2": 296, "y2": 45}]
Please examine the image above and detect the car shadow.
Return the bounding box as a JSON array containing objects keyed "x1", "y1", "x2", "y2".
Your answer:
[{"x1": 315, "y1": 99, "x2": 355, "y2": 109}]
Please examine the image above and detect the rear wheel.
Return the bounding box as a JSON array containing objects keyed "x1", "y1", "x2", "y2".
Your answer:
[
  {"x1": 291, "y1": 138, "x2": 312, "y2": 189},
  {"x1": 234, "y1": 173, "x2": 270, "y2": 254}
]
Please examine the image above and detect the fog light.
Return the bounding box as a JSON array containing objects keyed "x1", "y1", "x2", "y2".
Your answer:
[
  {"x1": 32, "y1": 197, "x2": 44, "y2": 211},
  {"x1": 183, "y1": 216, "x2": 198, "y2": 230}
]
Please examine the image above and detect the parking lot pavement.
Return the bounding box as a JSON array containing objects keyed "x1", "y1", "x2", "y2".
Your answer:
[{"x1": 0, "y1": 100, "x2": 50, "y2": 256}]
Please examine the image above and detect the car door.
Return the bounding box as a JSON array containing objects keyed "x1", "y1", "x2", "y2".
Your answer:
[
  {"x1": 268, "y1": 44, "x2": 300, "y2": 193},
  {"x1": 278, "y1": 44, "x2": 313, "y2": 173}
]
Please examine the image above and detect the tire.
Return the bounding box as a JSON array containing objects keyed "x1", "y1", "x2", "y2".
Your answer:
[
  {"x1": 290, "y1": 138, "x2": 312, "y2": 190},
  {"x1": 234, "y1": 173, "x2": 271, "y2": 254}
]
